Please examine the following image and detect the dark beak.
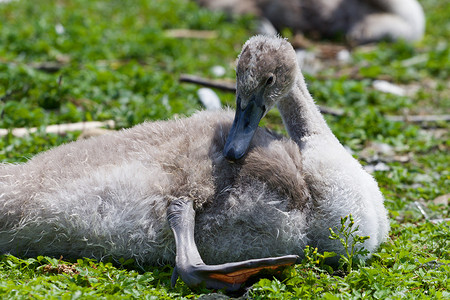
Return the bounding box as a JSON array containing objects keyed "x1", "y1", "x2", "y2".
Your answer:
[{"x1": 223, "y1": 95, "x2": 265, "y2": 160}]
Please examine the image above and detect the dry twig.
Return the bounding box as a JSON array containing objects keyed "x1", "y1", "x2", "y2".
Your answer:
[
  {"x1": 385, "y1": 114, "x2": 450, "y2": 123},
  {"x1": 180, "y1": 74, "x2": 236, "y2": 92},
  {"x1": 0, "y1": 120, "x2": 115, "y2": 137},
  {"x1": 180, "y1": 74, "x2": 345, "y2": 116},
  {"x1": 165, "y1": 29, "x2": 218, "y2": 39}
]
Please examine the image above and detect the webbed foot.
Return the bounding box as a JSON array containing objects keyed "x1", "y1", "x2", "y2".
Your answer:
[{"x1": 167, "y1": 198, "x2": 298, "y2": 292}]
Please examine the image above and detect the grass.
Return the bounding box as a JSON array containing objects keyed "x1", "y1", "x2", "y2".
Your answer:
[{"x1": 0, "y1": 0, "x2": 449, "y2": 298}]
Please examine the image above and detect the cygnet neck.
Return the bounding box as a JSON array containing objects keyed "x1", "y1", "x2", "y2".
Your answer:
[{"x1": 276, "y1": 72, "x2": 331, "y2": 148}]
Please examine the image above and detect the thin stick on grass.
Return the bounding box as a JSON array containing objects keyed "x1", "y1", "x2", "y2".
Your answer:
[
  {"x1": 179, "y1": 73, "x2": 345, "y2": 116},
  {"x1": 179, "y1": 74, "x2": 236, "y2": 92},
  {"x1": 385, "y1": 114, "x2": 450, "y2": 123},
  {"x1": 0, "y1": 120, "x2": 115, "y2": 137},
  {"x1": 165, "y1": 29, "x2": 218, "y2": 39}
]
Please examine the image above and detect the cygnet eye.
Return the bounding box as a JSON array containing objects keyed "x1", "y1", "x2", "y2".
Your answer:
[{"x1": 266, "y1": 76, "x2": 274, "y2": 86}]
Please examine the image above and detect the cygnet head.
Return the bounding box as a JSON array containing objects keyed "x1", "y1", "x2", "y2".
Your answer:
[{"x1": 224, "y1": 35, "x2": 299, "y2": 160}]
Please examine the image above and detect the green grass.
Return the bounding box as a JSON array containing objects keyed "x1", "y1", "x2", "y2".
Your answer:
[{"x1": 1, "y1": 0, "x2": 449, "y2": 298}]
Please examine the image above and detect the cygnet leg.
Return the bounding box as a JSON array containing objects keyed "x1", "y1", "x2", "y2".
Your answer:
[{"x1": 167, "y1": 198, "x2": 298, "y2": 292}]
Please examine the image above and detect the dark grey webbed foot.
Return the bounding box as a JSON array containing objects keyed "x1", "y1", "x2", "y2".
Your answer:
[{"x1": 167, "y1": 198, "x2": 298, "y2": 292}]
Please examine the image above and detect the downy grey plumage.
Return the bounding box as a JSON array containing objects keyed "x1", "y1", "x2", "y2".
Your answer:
[{"x1": 0, "y1": 36, "x2": 389, "y2": 274}]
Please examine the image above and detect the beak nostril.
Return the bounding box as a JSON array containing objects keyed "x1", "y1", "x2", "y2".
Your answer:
[{"x1": 266, "y1": 76, "x2": 274, "y2": 86}]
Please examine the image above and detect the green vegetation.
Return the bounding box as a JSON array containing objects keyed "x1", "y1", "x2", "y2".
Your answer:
[
  {"x1": 0, "y1": 0, "x2": 448, "y2": 298},
  {"x1": 328, "y1": 215, "x2": 370, "y2": 274}
]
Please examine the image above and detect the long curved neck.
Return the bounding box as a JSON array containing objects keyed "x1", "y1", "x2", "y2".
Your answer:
[{"x1": 277, "y1": 73, "x2": 331, "y2": 148}]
